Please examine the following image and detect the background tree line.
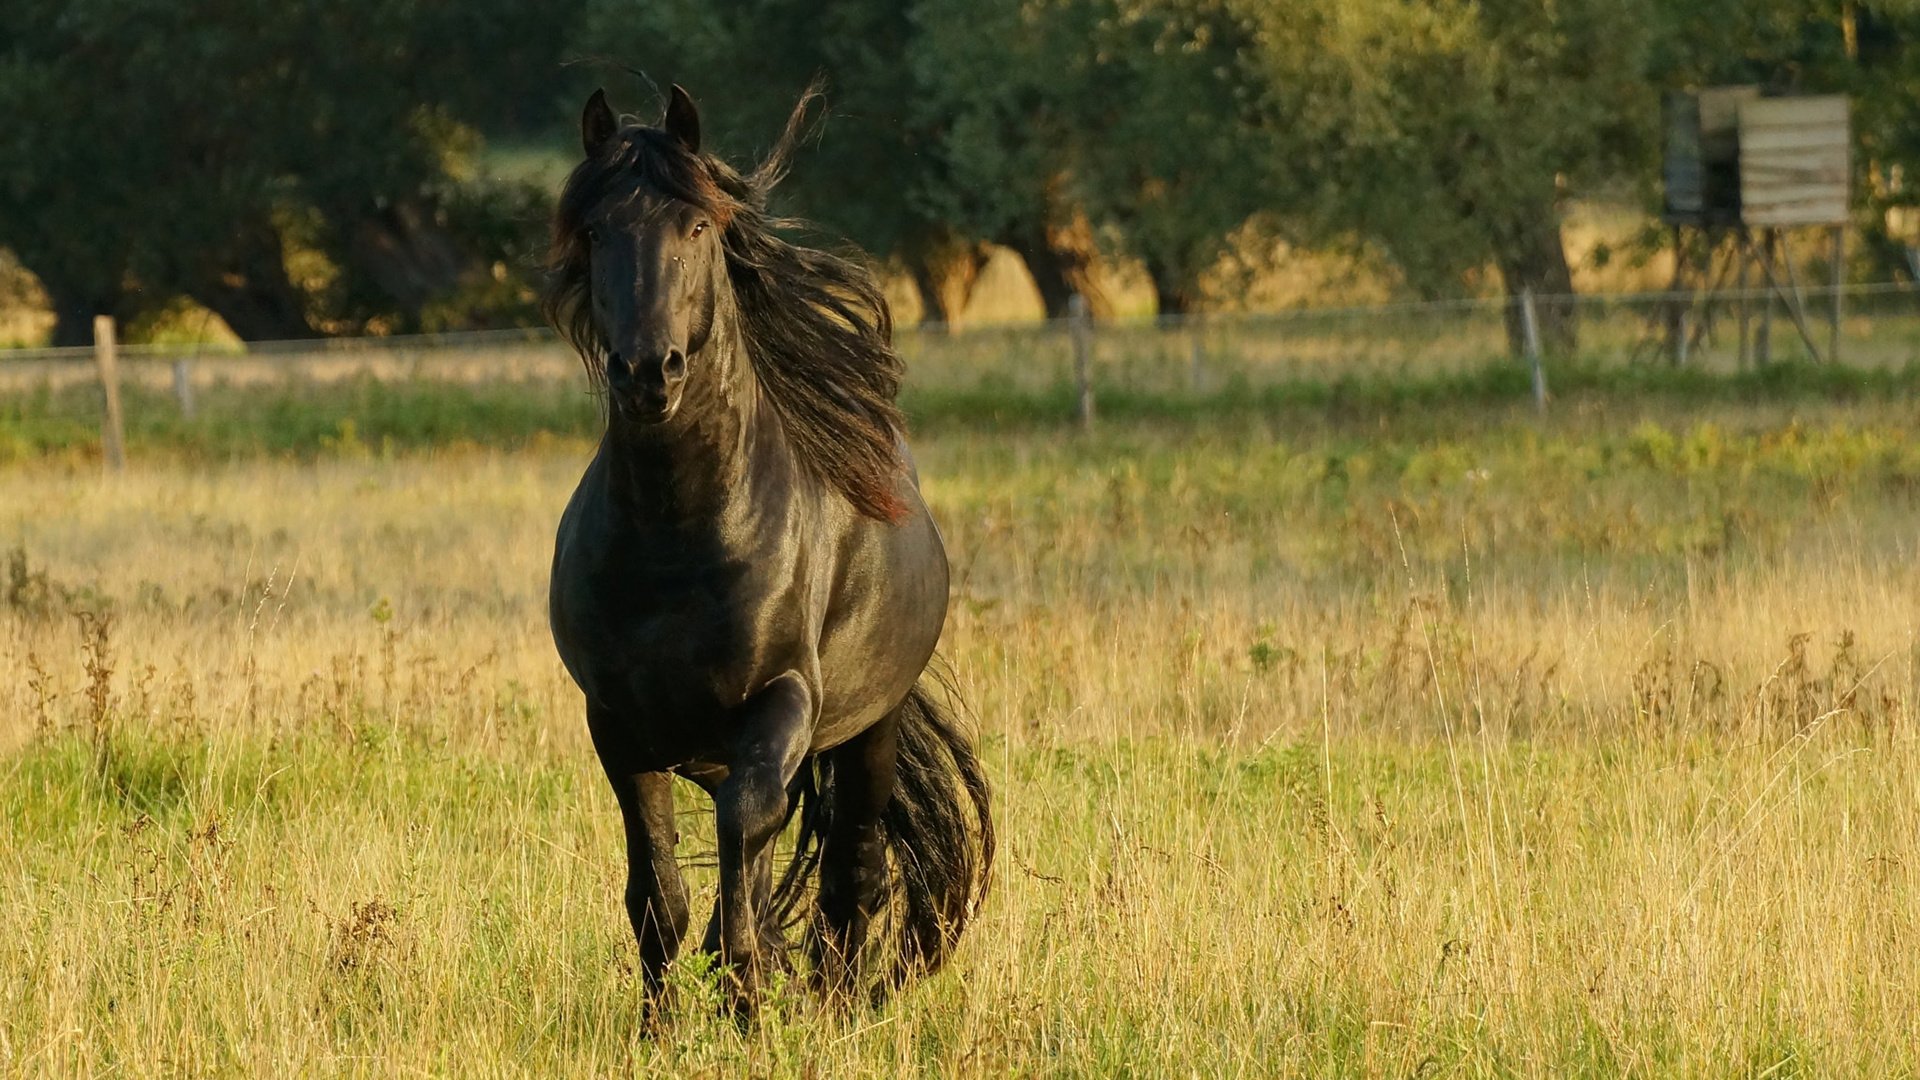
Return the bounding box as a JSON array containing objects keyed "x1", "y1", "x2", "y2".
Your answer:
[{"x1": 4, "y1": 0, "x2": 1919, "y2": 349}]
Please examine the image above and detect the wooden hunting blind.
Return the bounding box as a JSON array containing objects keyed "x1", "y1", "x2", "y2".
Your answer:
[
  {"x1": 1662, "y1": 87, "x2": 1849, "y2": 227},
  {"x1": 1658, "y1": 88, "x2": 1852, "y2": 366}
]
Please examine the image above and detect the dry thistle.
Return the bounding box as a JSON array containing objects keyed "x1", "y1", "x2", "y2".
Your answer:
[
  {"x1": 76, "y1": 610, "x2": 116, "y2": 775},
  {"x1": 25, "y1": 650, "x2": 54, "y2": 738}
]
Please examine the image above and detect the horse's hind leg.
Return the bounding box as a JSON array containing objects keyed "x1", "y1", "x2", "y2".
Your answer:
[{"x1": 810, "y1": 710, "x2": 899, "y2": 997}]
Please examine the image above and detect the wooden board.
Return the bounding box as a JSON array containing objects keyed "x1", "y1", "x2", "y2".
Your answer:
[{"x1": 1740, "y1": 96, "x2": 1849, "y2": 226}]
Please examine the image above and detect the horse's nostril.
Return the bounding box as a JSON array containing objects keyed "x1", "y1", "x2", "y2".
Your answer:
[{"x1": 663, "y1": 349, "x2": 687, "y2": 380}]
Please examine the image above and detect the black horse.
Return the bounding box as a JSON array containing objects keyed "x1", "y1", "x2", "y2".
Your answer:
[{"x1": 544, "y1": 85, "x2": 991, "y2": 1011}]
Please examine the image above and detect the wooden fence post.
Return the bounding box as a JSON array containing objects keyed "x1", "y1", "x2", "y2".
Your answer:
[
  {"x1": 93, "y1": 315, "x2": 126, "y2": 472},
  {"x1": 1520, "y1": 288, "x2": 1548, "y2": 417},
  {"x1": 1667, "y1": 225, "x2": 1688, "y2": 366},
  {"x1": 172, "y1": 359, "x2": 196, "y2": 419},
  {"x1": 1829, "y1": 225, "x2": 1844, "y2": 366},
  {"x1": 1736, "y1": 236, "x2": 1751, "y2": 371},
  {"x1": 1187, "y1": 314, "x2": 1205, "y2": 393},
  {"x1": 1756, "y1": 230, "x2": 1775, "y2": 366},
  {"x1": 1069, "y1": 293, "x2": 1094, "y2": 431}
]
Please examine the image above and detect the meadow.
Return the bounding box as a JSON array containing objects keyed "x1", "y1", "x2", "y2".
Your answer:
[{"x1": 2, "y1": 362, "x2": 1918, "y2": 1076}]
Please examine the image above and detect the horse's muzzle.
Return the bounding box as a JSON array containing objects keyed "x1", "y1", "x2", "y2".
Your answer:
[
  {"x1": 607, "y1": 350, "x2": 685, "y2": 423},
  {"x1": 611, "y1": 384, "x2": 680, "y2": 424}
]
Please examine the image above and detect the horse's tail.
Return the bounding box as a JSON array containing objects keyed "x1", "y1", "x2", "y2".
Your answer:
[
  {"x1": 882, "y1": 675, "x2": 995, "y2": 982},
  {"x1": 767, "y1": 670, "x2": 993, "y2": 989}
]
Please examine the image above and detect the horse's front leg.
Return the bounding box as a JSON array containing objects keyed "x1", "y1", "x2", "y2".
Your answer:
[
  {"x1": 711, "y1": 673, "x2": 812, "y2": 1013},
  {"x1": 589, "y1": 709, "x2": 691, "y2": 1003}
]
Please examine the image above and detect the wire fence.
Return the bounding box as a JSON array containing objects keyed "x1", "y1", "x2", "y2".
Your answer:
[{"x1": 6, "y1": 282, "x2": 1920, "y2": 409}]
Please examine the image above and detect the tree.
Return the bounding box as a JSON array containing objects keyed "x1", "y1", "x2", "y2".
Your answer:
[
  {"x1": 1240, "y1": 0, "x2": 1657, "y2": 354},
  {"x1": 1068, "y1": 0, "x2": 1273, "y2": 317},
  {"x1": 912, "y1": 0, "x2": 1274, "y2": 318},
  {"x1": 0, "y1": 0, "x2": 562, "y2": 344},
  {"x1": 907, "y1": 0, "x2": 1110, "y2": 318},
  {"x1": 580, "y1": 0, "x2": 1144, "y2": 323}
]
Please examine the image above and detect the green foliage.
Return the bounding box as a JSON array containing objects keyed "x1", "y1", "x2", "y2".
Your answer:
[
  {"x1": 913, "y1": 0, "x2": 1272, "y2": 311},
  {"x1": 1238, "y1": 0, "x2": 1655, "y2": 308},
  {"x1": 0, "y1": 0, "x2": 574, "y2": 345},
  {"x1": 575, "y1": 0, "x2": 1920, "y2": 322},
  {"x1": 576, "y1": 0, "x2": 933, "y2": 261},
  {"x1": 577, "y1": 0, "x2": 1281, "y2": 313}
]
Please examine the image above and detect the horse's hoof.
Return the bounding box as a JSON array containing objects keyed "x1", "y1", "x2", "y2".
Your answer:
[
  {"x1": 720, "y1": 965, "x2": 761, "y2": 1024},
  {"x1": 638, "y1": 983, "x2": 673, "y2": 1032}
]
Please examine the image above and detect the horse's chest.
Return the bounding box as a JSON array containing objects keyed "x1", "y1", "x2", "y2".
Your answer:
[
  {"x1": 625, "y1": 588, "x2": 756, "y2": 682},
  {"x1": 553, "y1": 565, "x2": 802, "y2": 719}
]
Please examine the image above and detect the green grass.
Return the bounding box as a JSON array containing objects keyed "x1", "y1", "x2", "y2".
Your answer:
[
  {"x1": 0, "y1": 376, "x2": 603, "y2": 463},
  {"x1": 10, "y1": 718, "x2": 1908, "y2": 1076},
  {"x1": 5, "y1": 356, "x2": 1920, "y2": 464}
]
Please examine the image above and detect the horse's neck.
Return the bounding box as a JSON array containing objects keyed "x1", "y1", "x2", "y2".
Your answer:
[{"x1": 599, "y1": 339, "x2": 788, "y2": 534}]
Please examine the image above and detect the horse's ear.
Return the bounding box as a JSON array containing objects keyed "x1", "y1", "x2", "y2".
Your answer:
[
  {"x1": 582, "y1": 88, "x2": 617, "y2": 158},
  {"x1": 664, "y1": 84, "x2": 701, "y2": 154}
]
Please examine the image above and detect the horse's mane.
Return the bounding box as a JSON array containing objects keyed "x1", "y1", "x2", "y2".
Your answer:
[{"x1": 543, "y1": 90, "x2": 909, "y2": 523}]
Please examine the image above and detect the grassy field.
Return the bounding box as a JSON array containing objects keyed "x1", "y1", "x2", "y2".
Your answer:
[{"x1": 2, "y1": 370, "x2": 1918, "y2": 1075}]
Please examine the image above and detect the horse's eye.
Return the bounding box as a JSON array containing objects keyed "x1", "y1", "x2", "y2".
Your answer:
[
  {"x1": 691, "y1": 221, "x2": 709, "y2": 239},
  {"x1": 584, "y1": 225, "x2": 601, "y2": 244}
]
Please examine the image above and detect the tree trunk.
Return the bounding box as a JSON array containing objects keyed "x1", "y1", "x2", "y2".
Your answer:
[
  {"x1": 1145, "y1": 257, "x2": 1198, "y2": 320},
  {"x1": 1006, "y1": 226, "x2": 1074, "y2": 319},
  {"x1": 1495, "y1": 207, "x2": 1577, "y2": 357},
  {"x1": 17, "y1": 253, "x2": 128, "y2": 348},
  {"x1": 44, "y1": 283, "x2": 122, "y2": 347},
  {"x1": 1002, "y1": 213, "x2": 1111, "y2": 320},
  {"x1": 908, "y1": 259, "x2": 957, "y2": 330},
  {"x1": 189, "y1": 221, "x2": 318, "y2": 341},
  {"x1": 908, "y1": 238, "x2": 991, "y2": 331},
  {"x1": 345, "y1": 199, "x2": 482, "y2": 331}
]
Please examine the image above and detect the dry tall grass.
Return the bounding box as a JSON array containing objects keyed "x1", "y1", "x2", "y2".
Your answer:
[{"x1": 2, "y1": 400, "x2": 1917, "y2": 1075}]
